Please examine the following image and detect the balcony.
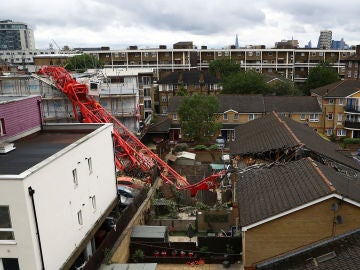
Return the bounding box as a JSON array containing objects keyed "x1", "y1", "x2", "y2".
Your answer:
[
  {"x1": 344, "y1": 120, "x2": 360, "y2": 129},
  {"x1": 344, "y1": 106, "x2": 360, "y2": 114}
]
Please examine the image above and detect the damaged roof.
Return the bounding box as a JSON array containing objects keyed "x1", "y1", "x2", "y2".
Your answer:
[{"x1": 236, "y1": 158, "x2": 360, "y2": 228}]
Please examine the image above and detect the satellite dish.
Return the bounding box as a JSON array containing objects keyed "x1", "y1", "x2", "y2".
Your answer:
[{"x1": 331, "y1": 203, "x2": 339, "y2": 212}]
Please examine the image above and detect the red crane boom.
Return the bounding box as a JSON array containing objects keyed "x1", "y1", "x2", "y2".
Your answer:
[{"x1": 37, "y1": 66, "x2": 225, "y2": 196}]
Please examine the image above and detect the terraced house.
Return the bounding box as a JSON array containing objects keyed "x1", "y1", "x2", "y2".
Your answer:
[
  {"x1": 230, "y1": 112, "x2": 360, "y2": 270},
  {"x1": 167, "y1": 95, "x2": 322, "y2": 143}
]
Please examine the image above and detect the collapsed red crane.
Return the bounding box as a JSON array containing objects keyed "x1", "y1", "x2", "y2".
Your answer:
[{"x1": 37, "y1": 66, "x2": 225, "y2": 196}]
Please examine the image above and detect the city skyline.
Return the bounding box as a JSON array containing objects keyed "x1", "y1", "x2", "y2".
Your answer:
[{"x1": 3, "y1": 0, "x2": 360, "y2": 50}]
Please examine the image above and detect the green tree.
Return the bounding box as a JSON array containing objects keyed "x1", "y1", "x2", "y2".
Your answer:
[
  {"x1": 176, "y1": 84, "x2": 188, "y2": 96},
  {"x1": 267, "y1": 77, "x2": 303, "y2": 96},
  {"x1": 64, "y1": 54, "x2": 104, "y2": 72},
  {"x1": 209, "y1": 59, "x2": 239, "y2": 79},
  {"x1": 222, "y1": 70, "x2": 269, "y2": 94},
  {"x1": 304, "y1": 61, "x2": 340, "y2": 95},
  {"x1": 178, "y1": 94, "x2": 221, "y2": 143}
]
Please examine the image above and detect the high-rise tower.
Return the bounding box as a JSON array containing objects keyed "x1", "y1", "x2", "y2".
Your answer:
[
  {"x1": 0, "y1": 20, "x2": 35, "y2": 50},
  {"x1": 317, "y1": 30, "x2": 332, "y2": 49},
  {"x1": 235, "y1": 34, "x2": 239, "y2": 49}
]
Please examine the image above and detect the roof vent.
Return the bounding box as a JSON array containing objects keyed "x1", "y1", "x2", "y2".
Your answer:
[{"x1": 0, "y1": 142, "x2": 16, "y2": 154}]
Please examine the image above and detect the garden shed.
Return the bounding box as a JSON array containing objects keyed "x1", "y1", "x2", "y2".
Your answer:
[{"x1": 130, "y1": 225, "x2": 169, "y2": 243}]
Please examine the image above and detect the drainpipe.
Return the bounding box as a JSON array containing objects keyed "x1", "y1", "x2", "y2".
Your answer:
[
  {"x1": 37, "y1": 99, "x2": 44, "y2": 131},
  {"x1": 28, "y1": 186, "x2": 45, "y2": 270}
]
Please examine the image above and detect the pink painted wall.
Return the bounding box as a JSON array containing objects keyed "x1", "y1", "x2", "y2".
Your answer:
[{"x1": 0, "y1": 96, "x2": 43, "y2": 142}]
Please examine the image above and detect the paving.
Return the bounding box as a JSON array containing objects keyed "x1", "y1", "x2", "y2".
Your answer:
[{"x1": 156, "y1": 262, "x2": 243, "y2": 270}]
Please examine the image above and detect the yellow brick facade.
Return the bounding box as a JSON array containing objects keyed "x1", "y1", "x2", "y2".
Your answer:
[{"x1": 243, "y1": 197, "x2": 360, "y2": 268}]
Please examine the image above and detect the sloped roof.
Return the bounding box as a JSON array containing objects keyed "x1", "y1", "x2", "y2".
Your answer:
[
  {"x1": 237, "y1": 158, "x2": 359, "y2": 228},
  {"x1": 230, "y1": 113, "x2": 299, "y2": 155},
  {"x1": 147, "y1": 116, "x2": 171, "y2": 133},
  {"x1": 230, "y1": 112, "x2": 360, "y2": 172},
  {"x1": 218, "y1": 94, "x2": 265, "y2": 113},
  {"x1": 264, "y1": 96, "x2": 322, "y2": 113},
  {"x1": 158, "y1": 70, "x2": 220, "y2": 84},
  {"x1": 311, "y1": 80, "x2": 360, "y2": 98},
  {"x1": 257, "y1": 229, "x2": 360, "y2": 270},
  {"x1": 168, "y1": 95, "x2": 320, "y2": 115},
  {"x1": 281, "y1": 116, "x2": 360, "y2": 171}
]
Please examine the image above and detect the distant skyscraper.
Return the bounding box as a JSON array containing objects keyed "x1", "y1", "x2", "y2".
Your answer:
[
  {"x1": 0, "y1": 20, "x2": 35, "y2": 50},
  {"x1": 235, "y1": 34, "x2": 239, "y2": 49},
  {"x1": 305, "y1": 40, "x2": 312, "y2": 49},
  {"x1": 317, "y1": 30, "x2": 332, "y2": 49},
  {"x1": 331, "y1": 38, "x2": 348, "y2": 50}
]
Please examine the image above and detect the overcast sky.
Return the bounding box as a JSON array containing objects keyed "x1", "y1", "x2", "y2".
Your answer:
[{"x1": 4, "y1": 0, "x2": 360, "y2": 50}]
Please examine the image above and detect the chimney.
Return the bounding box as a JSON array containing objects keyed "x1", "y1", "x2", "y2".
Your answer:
[{"x1": 356, "y1": 45, "x2": 360, "y2": 55}]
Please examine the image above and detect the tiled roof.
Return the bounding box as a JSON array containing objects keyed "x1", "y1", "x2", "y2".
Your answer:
[
  {"x1": 230, "y1": 112, "x2": 360, "y2": 172},
  {"x1": 218, "y1": 94, "x2": 265, "y2": 113},
  {"x1": 158, "y1": 70, "x2": 220, "y2": 84},
  {"x1": 147, "y1": 116, "x2": 171, "y2": 133},
  {"x1": 311, "y1": 80, "x2": 360, "y2": 97},
  {"x1": 168, "y1": 95, "x2": 320, "y2": 115},
  {"x1": 281, "y1": 116, "x2": 360, "y2": 171},
  {"x1": 257, "y1": 229, "x2": 360, "y2": 270},
  {"x1": 230, "y1": 113, "x2": 299, "y2": 155},
  {"x1": 167, "y1": 96, "x2": 184, "y2": 113},
  {"x1": 237, "y1": 158, "x2": 333, "y2": 227},
  {"x1": 264, "y1": 96, "x2": 322, "y2": 113}
]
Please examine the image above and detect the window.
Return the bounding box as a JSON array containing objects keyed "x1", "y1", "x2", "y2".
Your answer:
[
  {"x1": 326, "y1": 129, "x2": 333, "y2": 136},
  {"x1": 232, "y1": 130, "x2": 236, "y2": 141},
  {"x1": 77, "y1": 210, "x2": 83, "y2": 225},
  {"x1": 173, "y1": 113, "x2": 177, "y2": 120},
  {"x1": 312, "y1": 52, "x2": 316, "y2": 56},
  {"x1": 338, "y1": 98, "x2": 344, "y2": 105},
  {"x1": 224, "y1": 51, "x2": 229, "y2": 56},
  {"x1": 143, "y1": 52, "x2": 148, "y2": 57},
  {"x1": 91, "y1": 196, "x2": 96, "y2": 211},
  {"x1": 121, "y1": 52, "x2": 126, "y2": 58},
  {"x1": 0, "y1": 118, "x2": 5, "y2": 136},
  {"x1": 256, "y1": 51, "x2": 260, "y2": 56},
  {"x1": 161, "y1": 96, "x2": 167, "y2": 102},
  {"x1": 234, "y1": 113, "x2": 239, "y2": 120},
  {"x1": 300, "y1": 113, "x2": 306, "y2": 120},
  {"x1": 87, "y1": 158, "x2": 92, "y2": 174},
  {"x1": 223, "y1": 113, "x2": 228, "y2": 120},
  {"x1": 348, "y1": 61, "x2": 352, "y2": 68},
  {"x1": 327, "y1": 113, "x2": 333, "y2": 120},
  {"x1": 328, "y1": 98, "x2": 334, "y2": 104},
  {"x1": 217, "y1": 51, "x2": 222, "y2": 56},
  {"x1": 144, "y1": 88, "x2": 151, "y2": 97},
  {"x1": 144, "y1": 100, "x2": 151, "y2": 109},
  {"x1": 248, "y1": 114, "x2": 256, "y2": 121},
  {"x1": 268, "y1": 52, "x2": 273, "y2": 56},
  {"x1": 319, "y1": 52, "x2": 324, "y2": 56},
  {"x1": 1, "y1": 258, "x2": 20, "y2": 270},
  {"x1": 337, "y1": 129, "x2": 346, "y2": 136},
  {"x1": 0, "y1": 206, "x2": 14, "y2": 241},
  {"x1": 309, "y1": 113, "x2": 319, "y2": 122},
  {"x1": 338, "y1": 114, "x2": 343, "y2": 122},
  {"x1": 301, "y1": 52, "x2": 305, "y2": 56},
  {"x1": 72, "y1": 169, "x2": 78, "y2": 187},
  {"x1": 348, "y1": 71, "x2": 352, "y2": 78},
  {"x1": 152, "y1": 52, "x2": 156, "y2": 58},
  {"x1": 162, "y1": 107, "x2": 167, "y2": 114},
  {"x1": 248, "y1": 51, "x2": 253, "y2": 56}
]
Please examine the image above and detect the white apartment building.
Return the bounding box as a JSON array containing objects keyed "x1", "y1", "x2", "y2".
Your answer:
[
  {"x1": 0, "y1": 122, "x2": 118, "y2": 269},
  {"x1": 0, "y1": 20, "x2": 35, "y2": 51}
]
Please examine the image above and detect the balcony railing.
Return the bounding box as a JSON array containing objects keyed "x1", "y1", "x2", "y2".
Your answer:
[
  {"x1": 344, "y1": 120, "x2": 360, "y2": 129},
  {"x1": 344, "y1": 106, "x2": 360, "y2": 114}
]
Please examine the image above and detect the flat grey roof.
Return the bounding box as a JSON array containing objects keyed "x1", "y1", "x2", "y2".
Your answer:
[
  {"x1": 131, "y1": 225, "x2": 167, "y2": 239},
  {"x1": 0, "y1": 126, "x2": 100, "y2": 175},
  {"x1": 0, "y1": 95, "x2": 38, "y2": 104}
]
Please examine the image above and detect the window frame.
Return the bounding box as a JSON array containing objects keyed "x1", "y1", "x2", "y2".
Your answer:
[{"x1": 0, "y1": 206, "x2": 15, "y2": 242}]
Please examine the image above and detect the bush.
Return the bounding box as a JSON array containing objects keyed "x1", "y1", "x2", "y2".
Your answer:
[
  {"x1": 207, "y1": 144, "x2": 219, "y2": 150},
  {"x1": 194, "y1": 144, "x2": 207, "y2": 150},
  {"x1": 343, "y1": 138, "x2": 360, "y2": 145},
  {"x1": 173, "y1": 143, "x2": 188, "y2": 153}
]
